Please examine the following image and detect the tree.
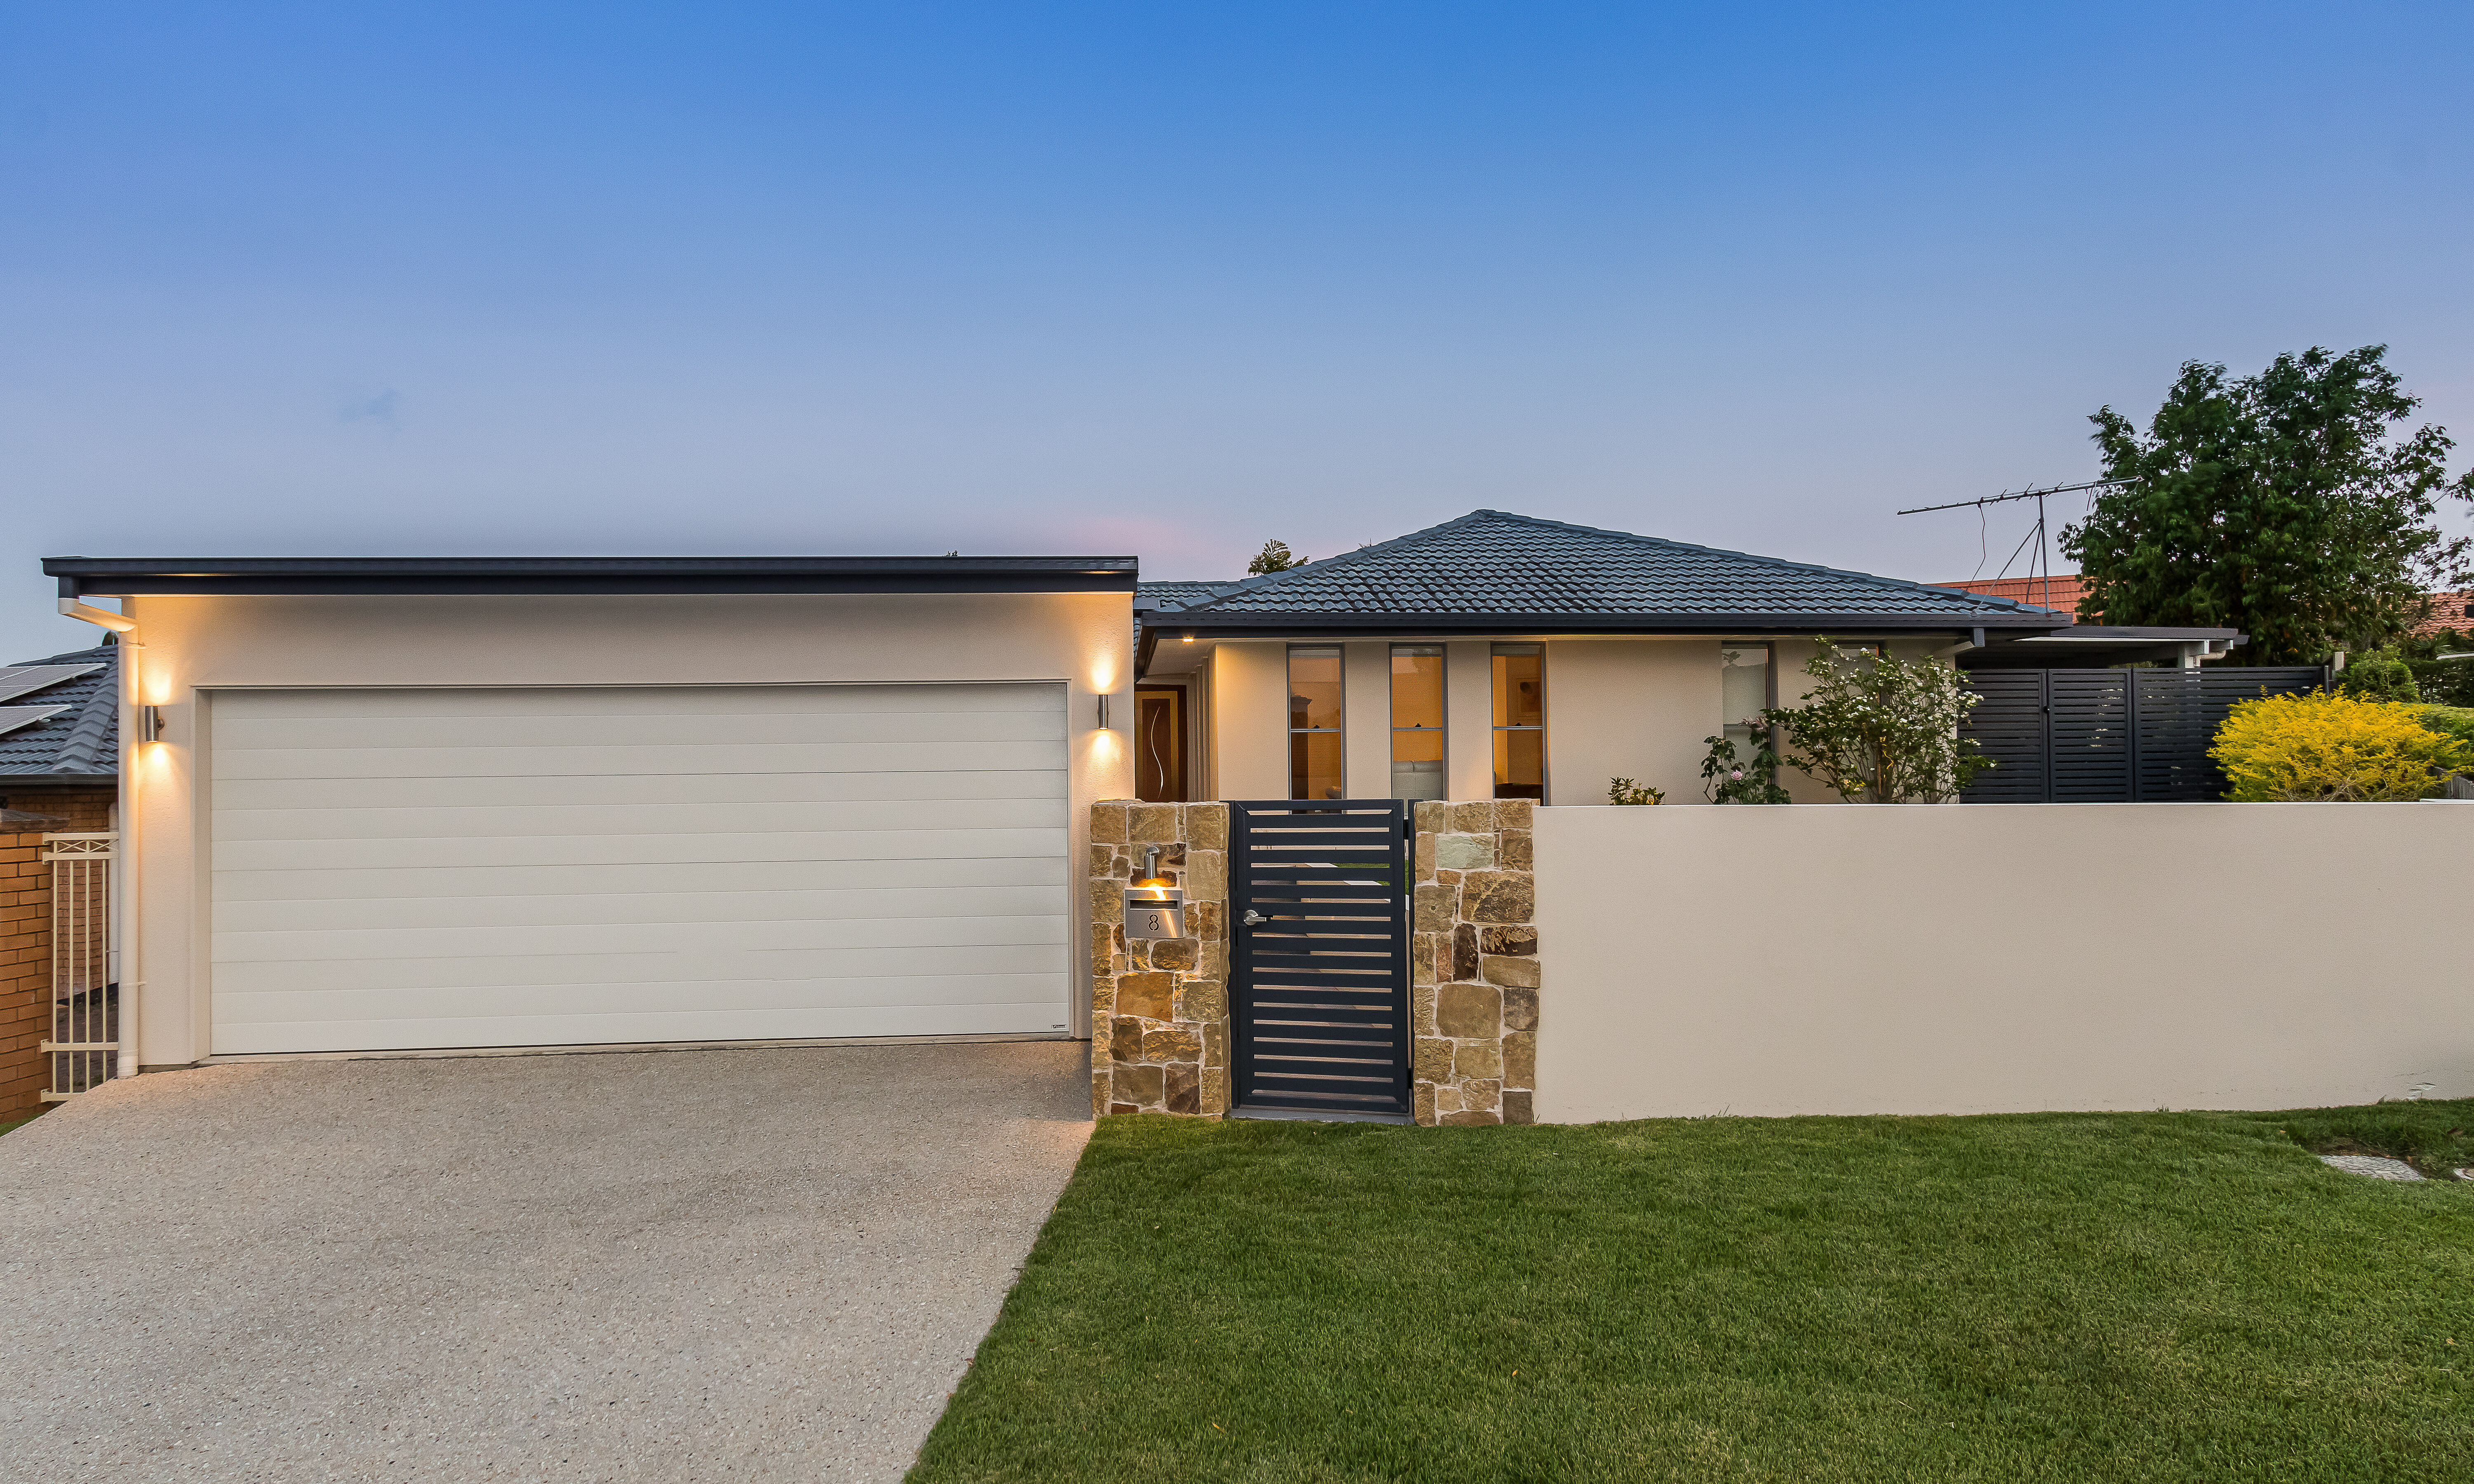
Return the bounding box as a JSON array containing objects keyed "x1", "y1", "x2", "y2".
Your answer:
[
  {"x1": 1768, "y1": 641, "x2": 1991, "y2": 803},
  {"x1": 1246, "y1": 540, "x2": 1304, "y2": 575},
  {"x1": 2061, "y1": 346, "x2": 2474, "y2": 664}
]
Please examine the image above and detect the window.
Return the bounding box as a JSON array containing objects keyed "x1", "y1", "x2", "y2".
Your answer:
[
  {"x1": 1390, "y1": 646, "x2": 1446, "y2": 799},
  {"x1": 1721, "y1": 643, "x2": 1773, "y2": 775},
  {"x1": 1288, "y1": 646, "x2": 1344, "y2": 799},
  {"x1": 1491, "y1": 644, "x2": 1545, "y2": 799}
]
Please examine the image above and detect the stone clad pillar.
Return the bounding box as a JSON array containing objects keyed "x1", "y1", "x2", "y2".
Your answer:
[
  {"x1": 1411, "y1": 799, "x2": 1539, "y2": 1125},
  {"x1": 1088, "y1": 801, "x2": 1230, "y2": 1118}
]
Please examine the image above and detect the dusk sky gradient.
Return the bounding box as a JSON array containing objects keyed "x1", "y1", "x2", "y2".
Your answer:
[{"x1": 5, "y1": 2, "x2": 2471, "y2": 659}]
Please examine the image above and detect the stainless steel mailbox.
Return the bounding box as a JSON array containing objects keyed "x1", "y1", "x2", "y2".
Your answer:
[{"x1": 1123, "y1": 885, "x2": 1187, "y2": 940}]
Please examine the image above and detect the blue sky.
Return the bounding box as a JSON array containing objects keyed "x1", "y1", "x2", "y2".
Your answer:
[{"x1": 5, "y1": 2, "x2": 2470, "y2": 659}]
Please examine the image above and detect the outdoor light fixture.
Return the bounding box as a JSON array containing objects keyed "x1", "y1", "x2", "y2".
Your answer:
[
  {"x1": 1096, "y1": 695, "x2": 1111, "y2": 730},
  {"x1": 1124, "y1": 845, "x2": 1186, "y2": 939},
  {"x1": 1181, "y1": 631, "x2": 1194, "y2": 643},
  {"x1": 136, "y1": 704, "x2": 164, "y2": 743}
]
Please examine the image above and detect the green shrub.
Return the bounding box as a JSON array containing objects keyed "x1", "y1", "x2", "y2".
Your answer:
[
  {"x1": 2417, "y1": 704, "x2": 2474, "y2": 747},
  {"x1": 2333, "y1": 649, "x2": 2420, "y2": 702}
]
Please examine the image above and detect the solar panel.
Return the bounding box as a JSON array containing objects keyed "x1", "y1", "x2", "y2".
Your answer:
[
  {"x1": 0, "y1": 705, "x2": 72, "y2": 738},
  {"x1": 0, "y1": 663, "x2": 106, "y2": 706}
]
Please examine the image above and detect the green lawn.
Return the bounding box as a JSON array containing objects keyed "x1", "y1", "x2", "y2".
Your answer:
[{"x1": 912, "y1": 1102, "x2": 2474, "y2": 1482}]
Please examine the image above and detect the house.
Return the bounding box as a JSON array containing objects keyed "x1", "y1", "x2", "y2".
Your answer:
[
  {"x1": 1131, "y1": 510, "x2": 2138, "y2": 807},
  {"x1": 0, "y1": 643, "x2": 120, "y2": 830},
  {"x1": 40, "y1": 516, "x2": 2242, "y2": 1080}
]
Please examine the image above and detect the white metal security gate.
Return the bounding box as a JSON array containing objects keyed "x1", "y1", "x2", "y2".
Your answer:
[{"x1": 43, "y1": 832, "x2": 118, "y2": 1099}]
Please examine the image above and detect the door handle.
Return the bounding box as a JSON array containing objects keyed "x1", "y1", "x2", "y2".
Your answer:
[{"x1": 1241, "y1": 910, "x2": 1266, "y2": 926}]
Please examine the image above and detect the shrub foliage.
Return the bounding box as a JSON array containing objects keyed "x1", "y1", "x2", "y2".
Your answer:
[{"x1": 2208, "y1": 690, "x2": 2474, "y2": 801}]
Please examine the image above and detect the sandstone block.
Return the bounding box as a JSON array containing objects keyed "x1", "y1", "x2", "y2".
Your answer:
[
  {"x1": 1110, "y1": 1017, "x2": 1146, "y2": 1064},
  {"x1": 1091, "y1": 1071, "x2": 1111, "y2": 1119},
  {"x1": 1413, "y1": 1081, "x2": 1437, "y2": 1126},
  {"x1": 1434, "y1": 869, "x2": 1460, "y2": 887},
  {"x1": 1091, "y1": 976, "x2": 1115, "y2": 1016},
  {"x1": 1501, "y1": 1030, "x2": 1536, "y2": 1087},
  {"x1": 1498, "y1": 830, "x2": 1533, "y2": 870},
  {"x1": 1434, "y1": 1083, "x2": 1463, "y2": 1114},
  {"x1": 1162, "y1": 843, "x2": 1188, "y2": 866},
  {"x1": 1502, "y1": 985, "x2": 1539, "y2": 1033},
  {"x1": 1412, "y1": 882, "x2": 1456, "y2": 935},
  {"x1": 1183, "y1": 850, "x2": 1227, "y2": 899},
  {"x1": 1479, "y1": 925, "x2": 1537, "y2": 956},
  {"x1": 1148, "y1": 937, "x2": 1198, "y2": 972},
  {"x1": 1479, "y1": 953, "x2": 1539, "y2": 988},
  {"x1": 1201, "y1": 1064, "x2": 1229, "y2": 1115},
  {"x1": 1185, "y1": 803, "x2": 1228, "y2": 852},
  {"x1": 1435, "y1": 982, "x2": 1501, "y2": 1039},
  {"x1": 1435, "y1": 833, "x2": 1495, "y2": 871},
  {"x1": 1450, "y1": 801, "x2": 1496, "y2": 835},
  {"x1": 1188, "y1": 900, "x2": 1222, "y2": 939},
  {"x1": 1090, "y1": 878, "x2": 1125, "y2": 924},
  {"x1": 1091, "y1": 925, "x2": 1117, "y2": 966},
  {"x1": 1115, "y1": 972, "x2": 1174, "y2": 1020},
  {"x1": 1412, "y1": 981, "x2": 1436, "y2": 1038},
  {"x1": 1143, "y1": 1026, "x2": 1203, "y2": 1063},
  {"x1": 1453, "y1": 1039, "x2": 1503, "y2": 1081},
  {"x1": 1412, "y1": 1037, "x2": 1454, "y2": 1083},
  {"x1": 1197, "y1": 940, "x2": 1225, "y2": 980},
  {"x1": 1114, "y1": 1063, "x2": 1165, "y2": 1107},
  {"x1": 1501, "y1": 1090, "x2": 1535, "y2": 1125},
  {"x1": 1412, "y1": 932, "x2": 1437, "y2": 986},
  {"x1": 1462, "y1": 1077, "x2": 1502, "y2": 1112},
  {"x1": 1089, "y1": 845, "x2": 1116, "y2": 875},
  {"x1": 1130, "y1": 804, "x2": 1178, "y2": 843},
  {"x1": 1413, "y1": 801, "x2": 1453, "y2": 834},
  {"x1": 1414, "y1": 830, "x2": 1435, "y2": 880},
  {"x1": 1175, "y1": 978, "x2": 1227, "y2": 1023},
  {"x1": 1451, "y1": 923, "x2": 1479, "y2": 983},
  {"x1": 1090, "y1": 801, "x2": 1129, "y2": 844},
  {"x1": 1441, "y1": 1109, "x2": 1501, "y2": 1126},
  {"x1": 1202, "y1": 1019, "x2": 1227, "y2": 1069},
  {"x1": 1463, "y1": 871, "x2": 1534, "y2": 924},
  {"x1": 1165, "y1": 1062, "x2": 1201, "y2": 1115},
  {"x1": 1110, "y1": 1102, "x2": 1139, "y2": 1116},
  {"x1": 1493, "y1": 799, "x2": 1533, "y2": 831}
]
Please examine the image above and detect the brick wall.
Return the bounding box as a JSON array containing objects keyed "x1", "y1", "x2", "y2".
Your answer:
[{"x1": 1, "y1": 824, "x2": 54, "y2": 1120}]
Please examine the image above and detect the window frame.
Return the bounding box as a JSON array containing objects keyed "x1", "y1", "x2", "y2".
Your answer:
[
  {"x1": 1490, "y1": 643, "x2": 1547, "y2": 801},
  {"x1": 1388, "y1": 644, "x2": 1446, "y2": 801},
  {"x1": 1286, "y1": 644, "x2": 1345, "y2": 801}
]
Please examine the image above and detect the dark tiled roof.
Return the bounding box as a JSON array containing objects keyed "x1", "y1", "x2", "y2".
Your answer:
[
  {"x1": 1136, "y1": 580, "x2": 1238, "y2": 612},
  {"x1": 1150, "y1": 510, "x2": 2044, "y2": 618},
  {"x1": 0, "y1": 645, "x2": 118, "y2": 782}
]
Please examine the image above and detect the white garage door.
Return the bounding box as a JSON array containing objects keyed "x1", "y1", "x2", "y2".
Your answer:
[{"x1": 209, "y1": 684, "x2": 1070, "y2": 1054}]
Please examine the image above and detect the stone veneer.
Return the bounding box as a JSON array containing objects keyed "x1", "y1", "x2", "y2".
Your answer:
[
  {"x1": 1088, "y1": 801, "x2": 1230, "y2": 1118},
  {"x1": 1411, "y1": 799, "x2": 1539, "y2": 1126}
]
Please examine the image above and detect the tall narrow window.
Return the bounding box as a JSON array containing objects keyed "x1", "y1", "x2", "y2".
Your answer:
[
  {"x1": 1720, "y1": 644, "x2": 1772, "y2": 763},
  {"x1": 1389, "y1": 645, "x2": 1446, "y2": 799},
  {"x1": 1491, "y1": 644, "x2": 1545, "y2": 800},
  {"x1": 1288, "y1": 646, "x2": 1344, "y2": 800}
]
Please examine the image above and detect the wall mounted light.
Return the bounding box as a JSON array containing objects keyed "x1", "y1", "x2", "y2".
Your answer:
[
  {"x1": 137, "y1": 704, "x2": 164, "y2": 743},
  {"x1": 1096, "y1": 695, "x2": 1111, "y2": 730},
  {"x1": 1180, "y1": 631, "x2": 1194, "y2": 643}
]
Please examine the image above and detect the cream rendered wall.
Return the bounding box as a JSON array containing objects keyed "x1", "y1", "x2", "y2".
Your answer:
[
  {"x1": 115, "y1": 590, "x2": 1132, "y2": 1067},
  {"x1": 1444, "y1": 641, "x2": 1493, "y2": 801},
  {"x1": 1208, "y1": 641, "x2": 1288, "y2": 801},
  {"x1": 1343, "y1": 641, "x2": 1390, "y2": 801},
  {"x1": 1543, "y1": 639, "x2": 1719, "y2": 806},
  {"x1": 1536, "y1": 802, "x2": 2474, "y2": 1120}
]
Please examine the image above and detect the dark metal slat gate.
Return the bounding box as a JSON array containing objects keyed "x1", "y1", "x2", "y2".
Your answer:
[{"x1": 1228, "y1": 799, "x2": 1413, "y2": 1121}]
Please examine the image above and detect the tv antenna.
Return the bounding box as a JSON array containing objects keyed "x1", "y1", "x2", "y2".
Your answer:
[{"x1": 1895, "y1": 477, "x2": 2134, "y2": 613}]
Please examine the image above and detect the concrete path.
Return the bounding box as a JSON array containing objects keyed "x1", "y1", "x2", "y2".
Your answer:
[{"x1": 0, "y1": 1041, "x2": 1092, "y2": 1482}]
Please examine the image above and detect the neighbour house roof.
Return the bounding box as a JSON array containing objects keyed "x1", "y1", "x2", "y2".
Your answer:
[
  {"x1": 43, "y1": 554, "x2": 1139, "y2": 596},
  {"x1": 0, "y1": 645, "x2": 118, "y2": 789},
  {"x1": 1938, "y1": 574, "x2": 2089, "y2": 617},
  {"x1": 1138, "y1": 511, "x2": 2060, "y2": 657}
]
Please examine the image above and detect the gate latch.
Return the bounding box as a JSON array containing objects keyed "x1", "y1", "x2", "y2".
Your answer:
[{"x1": 1241, "y1": 909, "x2": 1266, "y2": 926}]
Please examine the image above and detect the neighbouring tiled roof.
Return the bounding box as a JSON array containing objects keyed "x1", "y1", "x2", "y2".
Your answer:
[
  {"x1": 0, "y1": 645, "x2": 118, "y2": 782},
  {"x1": 1938, "y1": 574, "x2": 2089, "y2": 616},
  {"x1": 2413, "y1": 590, "x2": 2474, "y2": 639},
  {"x1": 1149, "y1": 510, "x2": 2045, "y2": 618}
]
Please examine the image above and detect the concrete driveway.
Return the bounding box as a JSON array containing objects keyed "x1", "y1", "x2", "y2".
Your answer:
[{"x1": 0, "y1": 1040, "x2": 1092, "y2": 1482}]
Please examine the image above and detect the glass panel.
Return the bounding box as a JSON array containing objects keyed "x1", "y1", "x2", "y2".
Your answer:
[
  {"x1": 1390, "y1": 646, "x2": 1444, "y2": 730},
  {"x1": 1289, "y1": 647, "x2": 1343, "y2": 732},
  {"x1": 1493, "y1": 728, "x2": 1545, "y2": 799},
  {"x1": 1492, "y1": 648, "x2": 1543, "y2": 728},
  {"x1": 1720, "y1": 646, "x2": 1769, "y2": 751},
  {"x1": 1291, "y1": 731, "x2": 1345, "y2": 801}
]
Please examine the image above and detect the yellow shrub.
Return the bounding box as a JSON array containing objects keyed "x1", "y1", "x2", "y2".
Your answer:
[{"x1": 2210, "y1": 690, "x2": 2474, "y2": 801}]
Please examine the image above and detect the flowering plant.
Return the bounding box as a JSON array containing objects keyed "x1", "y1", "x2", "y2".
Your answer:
[
  {"x1": 1768, "y1": 639, "x2": 1991, "y2": 803},
  {"x1": 1606, "y1": 777, "x2": 1666, "y2": 805},
  {"x1": 1699, "y1": 719, "x2": 1792, "y2": 804}
]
